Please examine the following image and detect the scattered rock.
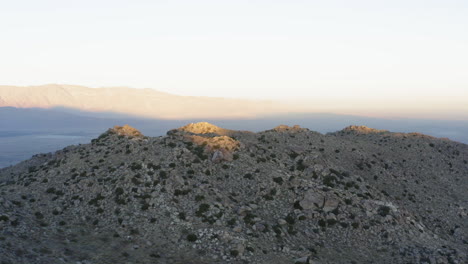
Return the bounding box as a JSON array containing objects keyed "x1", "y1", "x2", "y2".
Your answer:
[{"x1": 0, "y1": 122, "x2": 466, "y2": 264}]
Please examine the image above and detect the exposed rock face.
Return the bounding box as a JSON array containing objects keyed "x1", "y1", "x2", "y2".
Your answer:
[
  {"x1": 178, "y1": 122, "x2": 232, "y2": 135},
  {"x1": 340, "y1": 125, "x2": 388, "y2": 134},
  {"x1": 0, "y1": 123, "x2": 467, "y2": 264},
  {"x1": 300, "y1": 190, "x2": 324, "y2": 210},
  {"x1": 170, "y1": 122, "x2": 242, "y2": 162},
  {"x1": 108, "y1": 124, "x2": 144, "y2": 138}
]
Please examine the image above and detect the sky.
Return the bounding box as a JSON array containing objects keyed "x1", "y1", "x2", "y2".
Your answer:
[{"x1": 0, "y1": 0, "x2": 467, "y2": 117}]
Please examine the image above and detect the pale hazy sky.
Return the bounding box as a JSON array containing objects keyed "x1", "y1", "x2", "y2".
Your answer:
[{"x1": 1, "y1": 1, "x2": 467, "y2": 110}]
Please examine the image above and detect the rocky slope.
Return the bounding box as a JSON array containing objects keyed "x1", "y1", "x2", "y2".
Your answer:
[{"x1": 0, "y1": 123, "x2": 467, "y2": 264}]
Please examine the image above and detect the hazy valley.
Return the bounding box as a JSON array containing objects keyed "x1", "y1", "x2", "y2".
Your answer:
[{"x1": 2, "y1": 106, "x2": 468, "y2": 169}]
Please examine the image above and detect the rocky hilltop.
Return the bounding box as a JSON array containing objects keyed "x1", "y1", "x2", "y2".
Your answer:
[{"x1": 0, "y1": 123, "x2": 467, "y2": 264}]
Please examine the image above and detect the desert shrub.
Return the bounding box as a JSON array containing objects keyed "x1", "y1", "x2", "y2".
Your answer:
[
  {"x1": 270, "y1": 188, "x2": 277, "y2": 196},
  {"x1": 141, "y1": 203, "x2": 150, "y2": 211},
  {"x1": 193, "y1": 146, "x2": 208, "y2": 160},
  {"x1": 174, "y1": 189, "x2": 191, "y2": 196},
  {"x1": 115, "y1": 197, "x2": 127, "y2": 205},
  {"x1": 296, "y1": 159, "x2": 306, "y2": 171},
  {"x1": 46, "y1": 187, "x2": 56, "y2": 194},
  {"x1": 130, "y1": 163, "x2": 142, "y2": 171},
  {"x1": 196, "y1": 204, "x2": 210, "y2": 216},
  {"x1": 318, "y1": 219, "x2": 327, "y2": 227},
  {"x1": 322, "y1": 175, "x2": 337, "y2": 187},
  {"x1": 115, "y1": 187, "x2": 124, "y2": 196},
  {"x1": 340, "y1": 222, "x2": 349, "y2": 228},
  {"x1": 131, "y1": 177, "x2": 142, "y2": 185},
  {"x1": 285, "y1": 214, "x2": 295, "y2": 225},
  {"x1": 11, "y1": 201, "x2": 22, "y2": 207},
  {"x1": 289, "y1": 152, "x2": 299, "y2": 159},
  {"x1": 187, "y1": 234, "x2": 197, "y2": 242},
  {"x1": 11, "y1": 219, "x2": 19, "y2": 226},
  {"x1": 273, "y1": 177, "x2": 283, "y2": 185},
  {"x1": 88, "y1": 193, "x2": 105, "y2": 206},
  {"x1": 377, "y1": 206, "x2": 391, "y2": 217},
  {"x1": 327, "y1": 219, "x2": 337, "y2": 226},
  {"x1": 287, "y1": 225, "x2": 297, "y2": 235},
  {"x1": 178, "y1": 212, "x2": 186, "y2": 220},
  {"x1": 272, "y1": 225, "x2": 282, "y2": 235},
  {"x1": 34, "y1": 212, "x2": 44, "y2": 219},
  {"x1": 243, "y1": 212, "x2": 257, "y2": 225},
  {"x1": 227, "y1": 218, "x2": 236, "y2": 226},
  {"x1": 293, "y1": 201, "x2": 303, "y2": 210}
]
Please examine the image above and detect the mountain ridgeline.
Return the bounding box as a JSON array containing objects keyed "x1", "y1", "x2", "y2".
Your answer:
[
  {"x1": 0, "y1": 123, "x2": 467, "y2": 264},
  {"x1": 0, "y1": 84, "x2": 297, "y2": 119}
]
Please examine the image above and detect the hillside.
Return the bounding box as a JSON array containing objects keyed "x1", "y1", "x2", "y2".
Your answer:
[
  {"x1": 0, "y1": 123, "x2": 467, "y2": 264},
  {"x1": 0, "y1": 84, "x2": 298, "y2": 119}
]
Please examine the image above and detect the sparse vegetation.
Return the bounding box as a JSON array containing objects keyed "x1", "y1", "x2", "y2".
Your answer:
[{"x1": 0, "y1": 122, "x2": 465, "y2": 264}]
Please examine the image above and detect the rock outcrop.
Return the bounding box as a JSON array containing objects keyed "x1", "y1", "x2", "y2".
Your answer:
[
  {"x1": 177, "y1": 122, "x2": 232, "y2": 136},
  {"x1": 340, "y1": 125, "x2": 388, "y2": 134},
  {"x1": 108, "y1": 124, "x2": 144, "y2": 138}
]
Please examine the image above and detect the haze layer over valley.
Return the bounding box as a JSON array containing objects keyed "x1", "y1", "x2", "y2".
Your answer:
[{"x1": 1, "y1": 85, "x2": 468, "y2": 168}]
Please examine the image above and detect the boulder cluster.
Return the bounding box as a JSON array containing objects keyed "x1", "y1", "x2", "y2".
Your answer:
[{"x1": 0, "y1": 123, "x2": 466, "y2": 264}]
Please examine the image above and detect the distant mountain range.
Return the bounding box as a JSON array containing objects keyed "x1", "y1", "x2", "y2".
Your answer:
[{"x1": 0, "y1": 84, "x2": 299, "y2": 119}]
